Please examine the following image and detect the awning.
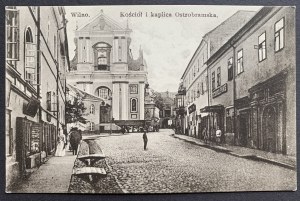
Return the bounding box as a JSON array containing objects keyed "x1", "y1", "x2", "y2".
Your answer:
[{"x1": 200, "y1": 104, "x2": 224, "y2": 113}]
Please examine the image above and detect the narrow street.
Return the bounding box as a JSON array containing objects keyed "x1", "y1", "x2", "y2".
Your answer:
[{"x1": 95, "y1": 129, "x2": 295, "y2": 193}]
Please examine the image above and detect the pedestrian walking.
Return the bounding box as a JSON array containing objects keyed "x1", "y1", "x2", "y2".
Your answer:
[
  {"x1": 203, "y1": 128, "x2": 208, "y2": 144},
  {"x1": 55, "y1": 128, "x2": 66, "y2": 157},
  {"x1": 216, "y1": 126, "x2": 222, "y2": 145},
  {"x1": 143, "y1": 130, "x2": 148, "y2": 150}
]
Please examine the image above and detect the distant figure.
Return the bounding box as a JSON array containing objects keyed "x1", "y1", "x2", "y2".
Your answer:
[
  {"x1": 55, "y1": 128, "x2": 66, "y2": 157},
  {"x1": 69, "y1": 128, "x2": 82, "y2": 155},
  {"x1": 216, "y1": 127, "x2": 222, "y2": 145},
  {"x1": 203, "y1": 128, "x2": 208, "y2": 144},
  {"x1": 121, "y1": 126, "x2": 126, "y2": 134},
  {"x1": 143, "y1": 131, "x2": 148, "y2": 150}
]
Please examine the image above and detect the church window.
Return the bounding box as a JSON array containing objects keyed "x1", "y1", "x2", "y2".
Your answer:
[
  {"x1": 93, "y1": 42, "x2": 111, "y2": 71},
  {"x1": 131, "y1": 98, "x2": 138, "y2": 113},
  {"x1": 96, "y1": 86, "x2": 111, "y2": 99}
]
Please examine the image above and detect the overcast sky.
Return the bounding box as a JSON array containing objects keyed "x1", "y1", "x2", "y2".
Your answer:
[{"x1": 65, "y1": 5, "x2": 261, "y2": 92}]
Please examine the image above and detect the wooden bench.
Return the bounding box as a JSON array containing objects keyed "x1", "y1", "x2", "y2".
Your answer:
[{"x1": 72, "y1": 167, "x2": 107, "y2": 176}]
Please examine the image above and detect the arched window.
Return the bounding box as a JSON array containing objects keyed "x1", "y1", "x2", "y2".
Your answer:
[
  {"x1": 130, "y1": 98, "x2": 138, "y2": 113},
  {"x1": 25, "y1": 27, "x2": 36, "y2": 85},
  {"x1": 93, "y1": 42, "x2": 111, "y2": 71},
  {"x1": 96, "y1": 87, "x2": 111, "y2": 99},
  {"x1": 90, "y1": 104, "x2": 95, "y2": 114}
]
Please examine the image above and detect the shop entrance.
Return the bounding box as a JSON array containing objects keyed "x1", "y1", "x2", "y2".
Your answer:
[{"x1": 262, "y1": 106, "x2": 276, "y2": 153}]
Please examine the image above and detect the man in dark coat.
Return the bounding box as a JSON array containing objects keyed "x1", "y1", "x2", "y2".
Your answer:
[
  {"x1": 143, "y1": 130, "x2": 148, "y2": 150},
  {"x1": 69, "y1": 128, "x2": 82, "y2": 155}
]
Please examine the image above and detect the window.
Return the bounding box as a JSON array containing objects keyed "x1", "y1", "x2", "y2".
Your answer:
[
  {"x1": 197, "y1": 60, "x2": 200, "y2": 72},
  {"x1": 217, "y1": 67, "x2": 221, "y2": 87},
  {"x1": 212, "y1": 71, "x2": 215, "y2": 90},
  {"x1": 6, "y1": 7, "x2": 19, "y2": 65},
  {"x1": 90, "y1": 122, "x2": 95, "y2": 131},
  {"x1": 93, "y1": 42, "x2": 111, "y2": 71},
  {"x1": 237, "y1": 49, "x2": 243, "y2": 74},
  {"x1": 228, "y1": 57, "x2": 233, "y2": 81},
  {"x1": 177, "y1": 98, "x2": 182, "y2": 107},
  {"x1": 201, "y1": 82, "x2": 204, "y2": 95},
  {"x1": 131, "y1": 98, "x2": 138, "y2": 113},
  {"x1": 258, "y1": 32, "x2": 266, "y2": 61},
  {"x1": 25, "y1": 27, "x2": 36, "y2": 85},
  {"x1": 97, "y1": 87, "x2": 111, "y2": 99},
  {"x1": 90, "y1": 104, "x2": 95, "y2": 114},
  {"x1": 275, "y1": 18, "x2": 284, "y2": 52}
]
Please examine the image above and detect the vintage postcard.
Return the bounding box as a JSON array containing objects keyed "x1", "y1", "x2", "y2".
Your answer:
[{"x1": 5, "y1": 5, "x2": 296, "y2": 193}]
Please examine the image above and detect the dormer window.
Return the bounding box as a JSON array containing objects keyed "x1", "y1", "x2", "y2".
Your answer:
[{"x1": 93, "y1": 42, "x2": 111, "y2": 71}]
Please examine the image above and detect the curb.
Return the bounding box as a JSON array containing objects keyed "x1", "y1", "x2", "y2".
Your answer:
[{"x1": 172, "y1": 134, "x2": 296, "y2": 171}]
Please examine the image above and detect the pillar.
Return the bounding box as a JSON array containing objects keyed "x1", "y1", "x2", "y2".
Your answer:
[
  {"x1": 113, "y1": 36, "x2": 119, "y2": 63},
  {"x1": 112, "y1": 83, "x2": 120, "y2": 120},
  {"x1": 121, "y1": 83, "x2": 128, "y2": 120},
  {"x1": 139, "y1": 82, "x2": 145, "y2": 120}
]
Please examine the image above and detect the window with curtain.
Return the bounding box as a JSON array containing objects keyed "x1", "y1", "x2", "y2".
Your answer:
[
  {"x1": 90, "y1": 104, "x2": 95, "y2": 114},
  {"x1": 275, "y1": 18, "x2": 284, "y2": 52},
  {"x1": 237, "y1": 49, "x2": 243, "y2": 74},
  {"x1": 258, "y1": 32, "x2": 266, "y2": 61}
]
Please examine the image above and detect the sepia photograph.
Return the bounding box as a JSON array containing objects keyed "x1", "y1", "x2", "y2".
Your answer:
[{"x1": 5, "y1": 5, "x2": 296, "y2": 194}]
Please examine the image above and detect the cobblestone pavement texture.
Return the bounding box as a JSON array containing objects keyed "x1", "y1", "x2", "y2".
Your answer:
[{"x1": 96, "y1": 129, "x2": 296, "y2": 193}]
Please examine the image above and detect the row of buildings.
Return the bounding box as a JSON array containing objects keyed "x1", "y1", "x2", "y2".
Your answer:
[
  {"x1": 5, "y1": 6, "x2": 69, "y2": 189},
  {"x1": 5, "y1": 7, "x2": 156, "y2": 189},
  {"x1": 175, "y1": 6, "x2": 296, "y2": 156}
]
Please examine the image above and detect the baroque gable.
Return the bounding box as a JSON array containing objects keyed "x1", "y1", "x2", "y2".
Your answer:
[{"x1": 78, "y1": 10, "x2": 127, "y2": 32}]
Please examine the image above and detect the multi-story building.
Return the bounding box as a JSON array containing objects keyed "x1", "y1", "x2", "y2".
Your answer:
[
  {"x1": 5, "y1": 6, "x2": 69, "y2": 189},
  {"x1": 206, "y1": 6, "x2": 296, "y2": 155},
  {"x1": 176, "y1": 10, "x2": 256, "y2": 138},
  {"x1": 66, "y1": 10, "x2": 148, "y2": 132}
]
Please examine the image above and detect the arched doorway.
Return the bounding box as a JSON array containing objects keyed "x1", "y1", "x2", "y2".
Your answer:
[{"x1": 262, "y1": 106, "x2": 277, "y2": 153}]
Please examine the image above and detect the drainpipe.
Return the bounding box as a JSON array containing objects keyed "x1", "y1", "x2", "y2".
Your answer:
[
  {"x1": 230, "y1": 41, "x2": 237, "y2": 145},
  {"x1": 37, "y1": 7, "x2": 41, "y2": 122},
  {"x1": 202, "y1": 36, "x2": 210, "y2": 139}
]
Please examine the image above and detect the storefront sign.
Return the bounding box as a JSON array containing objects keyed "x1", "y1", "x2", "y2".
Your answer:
[
  {"x1": 212, "y1": 83, "x2": 227, "y2": 98},
  {"x1": 188, "y1": 104, "x2": 196, "y2": 114}
]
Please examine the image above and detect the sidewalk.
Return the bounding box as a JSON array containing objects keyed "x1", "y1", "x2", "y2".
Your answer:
[
  {"x1": 10, "y1": 150, "x2": 77, "y2": 193},
  {"x1": 172, "y1": 133, "x2": 296, "y2": 170}
]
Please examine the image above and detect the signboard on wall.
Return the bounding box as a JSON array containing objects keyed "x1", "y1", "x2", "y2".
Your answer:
[{"x1": 212, "y1": 83, "x2": 227, "y2": 98}]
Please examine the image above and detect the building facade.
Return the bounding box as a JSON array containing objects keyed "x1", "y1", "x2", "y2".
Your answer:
[
  {"x1": 176, "y1": 10, "x2": 256, "y2": 138},
  {"x1": 206, "y1": 6, "x2": 296, "y2": 155},
  {"x1": 176, "y1": 6, "x2": 295, "y2": 156},
  {"x1": 66, "y1": 10, "x2": 148, "y2": 131},
  {"x1": 6, "y1": 6, "x2": 69, "y2": 189}
]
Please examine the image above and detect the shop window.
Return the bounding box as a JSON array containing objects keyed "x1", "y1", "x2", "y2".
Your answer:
[
  {"x1": 25, "y1": 27, "x2": 36, "y2": 85},
  {"x1": 212, "y1": 71, "x2": 215, "y2": 90},
  {"x1": 275, "y1": 18, "x2": 284, "y2": 52},
  {"x1": 217, "y1": 67, "x2": 221, "y2": 87},
  {"x1": 228, "y1": 57, "x2": 233, "y2": 81},
  {"x1": 90, "y1": 104, "x2": 95, "y2": 114},
  {"x1": 258, "y1": 32, "x2": 266, "y2": 61},
  {"x1": 131, "y1": 98, "x2": 138, "y2": 113},
  {"x1": 237, "y1": 49, "x2": 243, "y2": 75},
  {"x1": 93, "y1": 42, "x2": 111, "y2": 71},
  {"x1": 97, "y1": 86, "x2": 111, "y2": 99},
  {"x1": 6, "y1": 6, "x2": 19, "y2": 66}
]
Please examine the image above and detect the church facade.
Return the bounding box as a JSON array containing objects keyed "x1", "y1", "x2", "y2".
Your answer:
[{"x1": 66, "y1": 10, "x2": 148, "y2": 132}]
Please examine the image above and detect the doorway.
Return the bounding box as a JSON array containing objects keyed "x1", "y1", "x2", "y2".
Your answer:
[{"x1": 262, "y1": 106, "x2": 276, "y2": 153}]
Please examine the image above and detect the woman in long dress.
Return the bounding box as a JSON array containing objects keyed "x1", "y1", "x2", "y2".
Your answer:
[{"x1": 55, "y1": 129, "x2": 66, "y2": 157}]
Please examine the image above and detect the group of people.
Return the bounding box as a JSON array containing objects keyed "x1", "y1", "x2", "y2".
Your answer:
[
  {"x1": 202, "y1": 126, "x2": 224, "y2": 145},
  {"x1": 55, "y1": 126, "x2": 82, "y2": 157}
]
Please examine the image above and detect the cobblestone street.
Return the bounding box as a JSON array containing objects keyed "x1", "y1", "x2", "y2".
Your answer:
[{"x1": 97, "y1": 129, "x2": 296, "y2": 193}]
